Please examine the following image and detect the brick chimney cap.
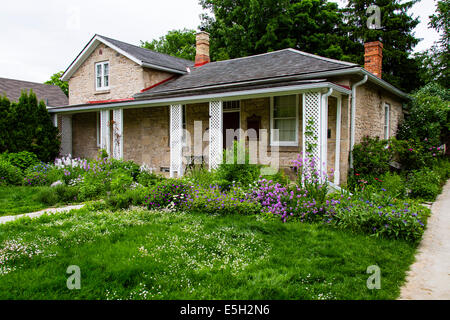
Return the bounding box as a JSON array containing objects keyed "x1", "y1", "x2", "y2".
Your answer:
[
  {"x1": 196, "y1": 31, "x2": 210, "y2": 36},
  {"x1": 364, "y1": 41, "x2": 383, "y2": 48}
]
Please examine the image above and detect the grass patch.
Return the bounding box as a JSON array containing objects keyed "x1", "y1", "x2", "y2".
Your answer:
[
  {"x1": 0, "y1": 208, "x2": 417, "y2": 299},
  {"x1": 0, "y1": 186, "x2": 52, "y2": 216}
]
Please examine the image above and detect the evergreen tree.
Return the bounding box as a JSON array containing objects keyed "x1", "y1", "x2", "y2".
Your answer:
[
  {"x1": 343, "y1": 0, "x2": 422, "y2": 92},
  {"x1": 0, "y1": 95, "x2": 11, "y2": 153},
  {"x1": 8, "y1": 90, "x2": 60, "y2": 162}
]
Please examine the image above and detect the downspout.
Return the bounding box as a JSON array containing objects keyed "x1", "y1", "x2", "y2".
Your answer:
[
  {"x1": 350, "y1": 75, "x2": 368, "y2": 168},
  {"x1": 321, "y1": 88, "x2": 333, "y2": 182}
]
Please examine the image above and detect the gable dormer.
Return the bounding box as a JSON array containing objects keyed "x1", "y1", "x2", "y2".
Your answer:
[{"x1": 61, "y1": 35, "x2": 193, "y2": 105}]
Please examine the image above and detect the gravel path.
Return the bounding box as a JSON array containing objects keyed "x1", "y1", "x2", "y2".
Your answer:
[
  {"x1": 0, "y1": 204, "x2": 85, "y2": 225},
  {"x1": 399, "y1": 180, "x2": 450, "y2": 300}
]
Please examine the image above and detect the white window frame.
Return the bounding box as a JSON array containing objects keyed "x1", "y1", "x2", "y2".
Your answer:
[
  {"x1": 270, "y1": 94, "x2": 299, "y2": 147},
  {"x1": 384, "y1": 103, "x2": 390, "y2": 139},
  {"x1": 95, "y1": 61, "x2": 110, "y2": 90}
]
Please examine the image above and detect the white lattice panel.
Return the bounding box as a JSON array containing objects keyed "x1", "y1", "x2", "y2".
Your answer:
[
  {"x1": 303, "y1": 92, "x2": 321, "y2": 161},
  {"x1": 170, "y1": 105, "x2": 183, "y2": 177},
  {"x1": 100, "y1": 110, "x2": 110, "y2": 156},
  {"x1": 112, "y1": 109, "x2": 123, "y2": 159},
  {"x1": 60, "y1": 115, "x2": 72, "y2": 156},
  {"x1": 209, "y1": 101, "x2": 223, "y2": 170}
]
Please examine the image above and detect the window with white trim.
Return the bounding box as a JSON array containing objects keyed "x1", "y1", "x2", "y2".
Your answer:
[
  {"x1": 384, "y1": 103, "x2": 390, "y2": 139},
  {"x1": 95, "y1": 61, "x2": 109, "y2": 90},
  {"x1": 270, "y1": 95, "x2": 298, "y2": 146}
]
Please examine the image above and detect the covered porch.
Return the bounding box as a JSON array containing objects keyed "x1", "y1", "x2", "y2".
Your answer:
[{"x1": 54, "y1": 82, "x2": 351, "y2": 186}]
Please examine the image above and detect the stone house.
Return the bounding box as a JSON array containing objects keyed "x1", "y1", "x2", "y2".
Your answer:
[{"x1": 48, "y1": 33, "x2": 407, "y2": 185}]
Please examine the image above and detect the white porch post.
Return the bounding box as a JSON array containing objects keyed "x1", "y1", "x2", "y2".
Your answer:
[
  {"x1": 321, "y1": 89, "x2": 333, "y2": 181},
  {"x1": 334, "y1": 95, "x2": 342, "y2": 185},
  {"x1": 112, "y1": 109, "x2": 123, "y2": 159},
  {"x1": 52, "y1": 114, "x2": 58, "y2": 127},
  {"x1": 302, "y1": 91, "x2": 322, "y2": 175},
  {"x1": 209, "y1": 100, "x2": 223, "y2": 170},
  {"x1": 60, "y1": 114, "x2": 72, "y2": 156},
  {"x1": 100, "y1": 110, "x2": 111, "y2": 156},
  {"x1": 170, "y1": 104, "x2": 183, "y2": 178}
]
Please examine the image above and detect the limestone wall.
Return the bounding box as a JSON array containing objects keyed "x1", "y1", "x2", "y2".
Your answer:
[{"x1": 68, "y1": 43, "x2": 172, "y2": 105}]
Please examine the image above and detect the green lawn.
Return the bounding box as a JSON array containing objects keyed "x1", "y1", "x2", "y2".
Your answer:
[
  {"x1": 0, "y1": 186, "x2": 51, "y2": 216},
  {"x1": 0, "y1": 207, "x2": 417, "y2": 299}
]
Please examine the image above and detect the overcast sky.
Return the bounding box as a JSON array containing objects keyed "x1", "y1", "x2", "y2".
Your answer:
[{"x1": 0, "y1": 0, "x2": 440, "y2": 83}]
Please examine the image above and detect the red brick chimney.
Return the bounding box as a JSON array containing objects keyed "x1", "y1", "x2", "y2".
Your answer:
[
  {"x1": 364, "y1": 41, "x2": 383, "y2": 78},
  {"x1": 195, "y1": 31, "x2": 210, "y2": 67}
]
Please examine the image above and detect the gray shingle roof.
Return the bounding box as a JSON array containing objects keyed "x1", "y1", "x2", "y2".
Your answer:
[
  {"x1": 97, "y1": 35, "x2": 194, "y2": 73},
  {"x1": 0, "y1": 77, "x2": 68, "y2": 107},
  {"x1": 136, "y1": 48, "x2": 358, "y2": 98}
]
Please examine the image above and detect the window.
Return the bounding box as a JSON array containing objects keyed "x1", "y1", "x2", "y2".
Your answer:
[
  {"x1": 270, "y1": 95, "x2": 298, "y2": 146},
  {"x1": 95, "y1": 61, "x2": 109, "y2": 90},
  {"x1": 384, "y1": 103, "x2": 390, "y2": 139},
  {"x1": 223, "y1": 100, "x2": 240, "y2": 112}
]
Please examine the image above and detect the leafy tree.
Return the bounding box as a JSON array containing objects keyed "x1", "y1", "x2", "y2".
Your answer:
[
  {"x1": 343, "y1": 0, "x2": 422, "y2": 92},
  {"x1": 199, "y1": 0, "x2": 360, "y2": 62},
  {"x1": 6, "y1": 90, "x2": 60, "y2": 162},
  {"x1": 141, "y1": 29, "x2": 196, "y2": 60},
  {"x1": 417, "y1": 0, "x2": 449, "y2": 87},
  {"x1": 397, "y1": 83, "x2": 450, "y2": 148},
  {"x1": 45, "y1": 71, "x2": 69, "y2": 97}
]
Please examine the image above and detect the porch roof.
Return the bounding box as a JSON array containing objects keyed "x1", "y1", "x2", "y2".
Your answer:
[{"x1": 48, "y1": 80, "x2": 350, "y2": 113}]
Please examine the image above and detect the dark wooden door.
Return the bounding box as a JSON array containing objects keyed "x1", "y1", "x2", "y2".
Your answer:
[{"x1": 223, "y1": 112, "x2": 240, "y2": 149}]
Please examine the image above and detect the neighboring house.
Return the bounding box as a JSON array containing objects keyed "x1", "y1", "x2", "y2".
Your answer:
[
  {"x1": 0, "y1": 77, "x2": 68, "y2": 107},
  {"x1": 49, "y1": 33, "x2": 407, "y2": 185}
]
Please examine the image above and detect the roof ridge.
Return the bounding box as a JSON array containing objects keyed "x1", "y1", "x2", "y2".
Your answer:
[
  {"x1": 201, "y1": 48, "x2": 293, "y2": 65},
  {"x1": 286, "y1": 48, "x2": 357, "y2": 66},
  {"x1": 96, "y1": 34, "x2": 194, "y2": 64}
]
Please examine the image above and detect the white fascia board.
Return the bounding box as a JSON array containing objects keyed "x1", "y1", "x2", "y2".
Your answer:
[{"x1": 48, "y1": 82, "x2": 351, "y2": 114}]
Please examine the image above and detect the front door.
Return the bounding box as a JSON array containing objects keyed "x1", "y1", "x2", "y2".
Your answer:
[{"x1": 223, "y1": 111, "x2": 240, "y2": 149}]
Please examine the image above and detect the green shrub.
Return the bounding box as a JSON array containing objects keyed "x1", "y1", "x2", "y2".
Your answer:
[
  {"x1": 379, "y1": 172, "x2": 407, "y2": 199},
  {"x1": 329, "y1": 196, "x2": 430, "y2": 242},
  {"x1": 109, "y1": 159, "x2": 140, "y2": 181},
  {"x1": 145, "y1": 179, "x2": 192, "y2": 209},
  {"x1": 432, "y1": 157, "x2": 450, "y2": 183},
  {"x1": 216, "y1": 142, "x2": 261, "y2": 189},
  {"x1": 36, "y1": 187, "x2": 59, "y2": 206},
  {"x1": 54, "y1": 185, "x2": 80, "y2": 203},
  {"x1": 110, "y1": 169, "x2": 134, "y2": 194},
  {"x1": 184, "y1": 185, "x2": 261, "y2": 215},
  {"x1": 78, "y1": 171, "x2": 107, "y2": 201},
  {"x1": 23, "y1": 171, "x2": 48, "y2": 186},
  {"x1": 137, "y1": 170, "x2": 163, "y2": 187},
  {"x1": 407, "y1": 168, "x2": 441, "y2": 200},
  {"x1": 0, "y1": 160, "x2": 23, "y2": 185},
  {"x1": 106, "y1": 187, "x2": 148, "y2": 210},
  {"x1": 0, "y1": 151, "x2": 40, "y2": 171},
  {"x1": 352, "y1": 136, "x2": 393, "y2": 177}
]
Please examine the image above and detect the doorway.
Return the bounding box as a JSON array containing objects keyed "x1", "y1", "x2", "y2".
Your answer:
[{"x1": 223, "y1": 111, "x2": 240, "y2": 149}]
